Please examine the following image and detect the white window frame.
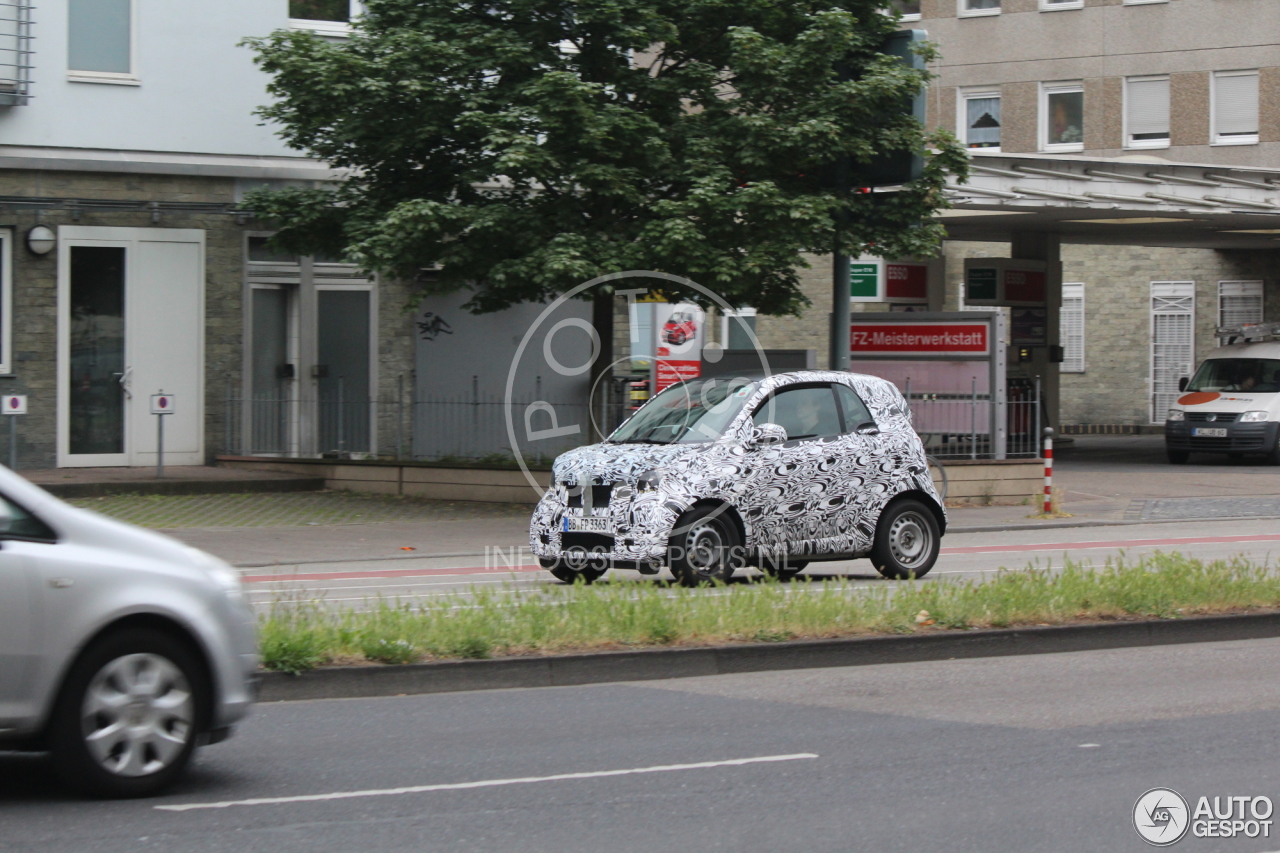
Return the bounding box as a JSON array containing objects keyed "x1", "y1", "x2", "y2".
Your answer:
[
  {"x1": 721, "y1": 308, "x2": 758, "y2": 348},
  {"x1": 957, "y1": 0, "x2": 1001, "y2": 19},
  {"x1": 958, "y1": 89, "x2": 1002, "y2": 153},
  {"x1": 1040, "y1": 0, "x2": 1083, "y2": 11},
  {"x1": 1123, "y1": 75, "x2": 1171, "y2": 150},
  {"x1": 1218, "y1": 280, "x2": 1264, "y2": 329},
  {"x1": 290, "y1": 0, "x2": 363, "y2": 37},
  {"x1": 1123, "y1": 0, "x2": 1168, "y2": 5},
  {"x1": 891, "y1": 1, "x2": 921, "y2": 21},
  {"x1": 67, "y1": 0, "x2": 139, "y2": 86},
  {"x1": 0, "y1": 230, "x2": 11, "y2": 374},
  {"x1": 1060, "y1": 282, "x2": 1085, "y2": 374},
  {"x1": 1212, "y1": 70, "x2": 1260, "y2": 146},
  {"x1": 1040, "y1": 82, "x2": 1085, "y2": 153}
]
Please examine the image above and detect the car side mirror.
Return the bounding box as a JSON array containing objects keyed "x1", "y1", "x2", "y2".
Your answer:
[
  {"x1": 856, "y1": 423, "x2": 880, "y2": 436},
  {"x1": 749, "y1": 423, "x2": 788, "y2": 449},
  {"x1": 1178, "y1": 377, "x2": 1189, "y2": 392}
]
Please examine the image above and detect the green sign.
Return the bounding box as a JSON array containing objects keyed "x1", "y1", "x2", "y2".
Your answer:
[
  {"x1": 849, "y1": 263, "x2": 880, "y2": 299},
  {"x1": 966, "y1": 267, "x2": 998, "y2": 302}
]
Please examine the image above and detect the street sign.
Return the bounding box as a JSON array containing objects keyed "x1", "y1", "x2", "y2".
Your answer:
[
  {"x1": 150, "y1": 393, "x2": 175, "y2": 415},
  {"x1": 2, "y1": 395, "x2": 26, "y2": 415},
  {"x1": 849, "y1": 262, "x2": 881, "y2": 299}
]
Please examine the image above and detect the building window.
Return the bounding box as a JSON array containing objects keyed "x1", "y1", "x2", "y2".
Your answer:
[
  {"x1": 961, "y1": 91, "x2": 1001, "y2": 150},
  {"x1": 290, "y1": 0, "x2": 361, "y2": 35},
  {"x1": 1212, "y1": 70, "x2": 1259, "y2": 145},
  {"x1": 1060, "y1": 282, "x2": 1084, "y2": 373},
  {"x1": 0, "y1": 230, "x2": 10, "y2": 374},
  {"x1": 68, "y1": 0, "x2": 134, "y2": 81},
  {"x1": 1219, "y1": 281, "x2": 1264, "y2": 329},
  {"x1": 1041, "y1": 83, "x2": 1084, "y2": 151},
  {"x1": 958, "y1": 0, "x2": 1000, "y2": 18},
  {"x1": 1040, "y1": 0, "x2": 1083, "y2": 10},
  {"x1": 892, "y1": 0, "x2": 921, "y2": 20},
  {"x1": 1125, "y1": 76, "x2": 1170, "y2": 149},
  {"x1": 722, "y1": 308, "x2": 758, "y2": 350}
]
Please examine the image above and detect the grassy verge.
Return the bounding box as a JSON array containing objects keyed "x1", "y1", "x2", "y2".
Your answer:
[{"x1": 258, "y1": 552, "x2": 1279, "y2": 674}]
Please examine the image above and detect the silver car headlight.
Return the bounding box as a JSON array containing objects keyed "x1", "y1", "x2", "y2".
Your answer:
[
  {"x1": 1240, "y1": 411, "x2": 1270, "y2": 423},
  {"x1": 184, "y1": 546, "x2": 243, "y2": 594},
  {"x1": 1166, "y1": 409, "x2": 1185, "y2": 422}
]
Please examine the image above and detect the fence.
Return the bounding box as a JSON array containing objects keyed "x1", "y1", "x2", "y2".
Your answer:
[
  {"x1": 904, "y1": 378, "x2": 1042, "y2": 460},
  {"x1": 225, "y1": 381, "x2": 1040, "y2": 463}
]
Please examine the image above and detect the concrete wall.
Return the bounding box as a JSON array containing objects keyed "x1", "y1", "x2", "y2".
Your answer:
[
  {"x1": 922, "y1": 0, "x2": 1280, "y2": 167},
  {"x1": 0, "y1": 0, "x2": 301, "y2": 157}
]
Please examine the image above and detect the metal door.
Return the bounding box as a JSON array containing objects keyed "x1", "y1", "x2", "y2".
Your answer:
[{"x1": 1151, "y1": 282, "x2": 1195, "y2": 424}]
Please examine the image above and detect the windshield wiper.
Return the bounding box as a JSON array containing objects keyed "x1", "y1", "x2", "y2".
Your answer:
[{"x1": 612, "y1": 438, "x2": 669, "y2": 445}]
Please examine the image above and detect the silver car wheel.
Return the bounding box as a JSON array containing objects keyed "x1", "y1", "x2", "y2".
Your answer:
[
  {"x1": 81, "y1": 652, "x2": 194, "y2": 778},
  {"x1": 888, "y1": 510, "x2": 932, "y2": 570}
]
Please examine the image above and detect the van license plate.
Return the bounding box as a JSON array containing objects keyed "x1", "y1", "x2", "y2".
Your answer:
[
  {"x1": 1193, "y1": 427, "x2": 1228, "y2": 437},
  {"x1": 563, "y1": 516, "x2": 613, "y2": 533}
]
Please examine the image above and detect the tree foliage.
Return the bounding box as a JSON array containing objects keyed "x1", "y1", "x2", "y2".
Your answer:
[{"x1": 246, "y1": 0, "x2": 966, "y2": 314}]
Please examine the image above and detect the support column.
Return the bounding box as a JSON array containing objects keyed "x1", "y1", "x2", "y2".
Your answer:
[{"x1": 1010, "y1": 232, "x2": 1062, "y2": 432}]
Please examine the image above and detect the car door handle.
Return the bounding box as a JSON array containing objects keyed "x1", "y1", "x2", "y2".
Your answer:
[{"x1": 49, "y1": 577, "x2": 74, "y2": 589}]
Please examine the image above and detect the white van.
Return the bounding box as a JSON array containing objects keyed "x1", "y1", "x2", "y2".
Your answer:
[{"x1": 1165, "y1": 323, "x2": 1280, "y2": 465}]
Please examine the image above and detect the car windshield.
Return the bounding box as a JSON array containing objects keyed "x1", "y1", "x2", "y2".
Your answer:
[
  {"x1": 609, "y1": 377, "x2": 758, "y2": 444},
  {"x1": 1186, "y1": 358, "x2": 1280, "y2": 393}
]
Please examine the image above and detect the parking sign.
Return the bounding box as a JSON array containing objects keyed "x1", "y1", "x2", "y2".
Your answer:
[
  {"x1": 150, "y1": 393, "x2": 175, "y2": 415},
  {"x1": 2, "y1": 395, "x2": 26, "y2": 415}
]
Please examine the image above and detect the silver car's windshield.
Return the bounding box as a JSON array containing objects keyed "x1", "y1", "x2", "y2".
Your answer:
[
  {"x1": 1186, "y1": 358, "x2": 1280, "y2": 393},
  {"x1": 609, "y1": 377, "x2": 758, "y2": 445}
]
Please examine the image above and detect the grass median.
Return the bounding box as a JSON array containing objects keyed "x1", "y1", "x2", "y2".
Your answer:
[{"x1": 258, "y1": 552, "x2": 1280, "y2": 674}]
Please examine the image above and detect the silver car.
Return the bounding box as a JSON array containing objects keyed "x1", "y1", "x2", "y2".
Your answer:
[
  {"x1": 0, "y1": 467, "x2": 257, "y2": 797},
  {"x1": 531, "y1": 370, "x2": 946, "y2": 586}
]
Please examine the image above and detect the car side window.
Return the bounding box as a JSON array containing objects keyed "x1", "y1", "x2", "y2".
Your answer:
[
  {"x1": 835, "y1": 384, "x2": 877, "y2": 433},
  {"x1": 0, "y1": 494, "x2": 56, "y2": 542},
  {"x1": 752, "y1": 385, "x2": 842, "y2": 441}
]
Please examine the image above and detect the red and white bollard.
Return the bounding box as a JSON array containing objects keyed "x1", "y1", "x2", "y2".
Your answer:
[{"x1": 1042, "y1": 427, "x2": 1054, "y2": 514}]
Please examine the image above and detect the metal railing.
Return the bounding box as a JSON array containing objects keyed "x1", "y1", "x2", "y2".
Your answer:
[
  {"x1": 904, "y1": 379, "x2": 1041, "y2": 460},
  {"x1": 0, "y1": 1, "x2": 33, "y2": 107}
]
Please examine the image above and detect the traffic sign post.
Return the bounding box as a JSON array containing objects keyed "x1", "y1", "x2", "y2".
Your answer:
[
  {"x1": 150, "y1": 392, "x2": 175, "y2": 478},
  {"x1": 2, "y1": 395, "x2": 26, "y2": 470}
]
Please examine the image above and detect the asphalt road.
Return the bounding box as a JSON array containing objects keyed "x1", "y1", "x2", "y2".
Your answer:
[
  {"x1": 8, "y1": 638, "x2": 1280, "y2": 851},
  {"x1": 238, "y1": 517, "x2": 1280, "y2": 611}
]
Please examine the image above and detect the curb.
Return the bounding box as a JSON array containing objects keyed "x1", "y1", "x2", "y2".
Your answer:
[
  {"x1": 41, "y1": 477, "x2": 326, "y2": 499},
  {"x1": 258, "y1": 610, "x2": 1280, "y2": 703}
]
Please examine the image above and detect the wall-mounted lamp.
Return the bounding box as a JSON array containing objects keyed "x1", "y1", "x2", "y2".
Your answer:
[{"x1": 26, "y1": 225, "x2": 55, "y2": 256}]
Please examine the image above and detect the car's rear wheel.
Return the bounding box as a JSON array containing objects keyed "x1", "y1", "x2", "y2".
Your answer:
[
  {"x1": 871, "y1": 499, "x2": 940, "y2": 580},
  {"x1": 50, "y1": 628, "x2": 206, "y2": 798},
  {"x1": 670, "y1": 506, "x2": 740, "y2": 587},
  {"x1": 1167, "y1": 448, "x2": 1190, "y2": 464}
]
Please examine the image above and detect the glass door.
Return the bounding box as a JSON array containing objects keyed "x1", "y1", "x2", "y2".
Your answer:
[
  {"x1": 67, "y1": 245, "x2": 128, "y2": 462},
  {"x1": 316, "y1": 288, "x2": 371, "y2": 454},
  {"x1": 250, "y1": 286, "x2": 294, "y2": 454}
]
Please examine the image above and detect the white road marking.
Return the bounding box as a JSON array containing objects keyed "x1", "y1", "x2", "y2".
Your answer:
[{"x1": 155, "y1": 753, "x2": 819, "y2": 812}]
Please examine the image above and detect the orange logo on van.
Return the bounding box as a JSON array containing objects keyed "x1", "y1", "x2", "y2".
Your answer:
[{"x1": 1177, "y1": 392, "x2": 1220, "y2": 406}]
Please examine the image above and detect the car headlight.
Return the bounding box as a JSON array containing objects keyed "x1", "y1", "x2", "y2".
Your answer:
[
  {"x1": 636, "y1": 469, "x2": 663, "y2": 491},
  {"x1": 1166, "y1": 409, "x2": 1185, "y2": 422},
  {"x1": 1240, "y1": 411, "x2": 1270, "y2": 423},
  {"x1": 184, "y1": 546, "x2": 243, "y2": 594}
]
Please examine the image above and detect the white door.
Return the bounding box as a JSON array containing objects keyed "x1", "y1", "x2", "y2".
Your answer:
[
  {"x1": 1150, "y1": 281, "x2": 1195, "y2": 424},
  {"x1": 57, "y1": 227, "x2": 205, "y2": 467}
]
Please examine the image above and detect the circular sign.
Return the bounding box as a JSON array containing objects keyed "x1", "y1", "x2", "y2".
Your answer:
[{"x1": 1133, "y1": 788, "x2": 1190, "y2": 846}]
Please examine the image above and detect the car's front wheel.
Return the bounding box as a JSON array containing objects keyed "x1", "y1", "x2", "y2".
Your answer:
[
  {"x1": 669, "y1": 506, "x2": 740, "y2": 586},
  {"x1": 1167, "y1": 448, "x2": 1190, "y2": 464},
  {"x1": 49, "y1": 628, "x2": 206, "y2": 798},
  {"x1": 541, "y1": 555, "x2": 606, "y2": 584},
  {"x1": 871, "y1": 499, "x2": 941, "y2": 580}
]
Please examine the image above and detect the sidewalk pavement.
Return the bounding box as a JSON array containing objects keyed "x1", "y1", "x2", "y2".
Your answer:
[{"x1": 71, "y1": 435, "x2": 1279, "y2": 567}]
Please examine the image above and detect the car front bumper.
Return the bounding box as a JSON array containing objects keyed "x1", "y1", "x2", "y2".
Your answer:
[{"x1": 1165, "y1": 420, "x2": 1279, "y2": 454}]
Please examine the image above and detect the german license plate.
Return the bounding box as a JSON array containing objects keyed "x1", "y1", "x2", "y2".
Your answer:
[
  {"x1": 1193, "y1": 427, "x2": 1228, "y2": 437},
  {"x1": 563, "y1": 516, "x2": 613, "y2": 533}
]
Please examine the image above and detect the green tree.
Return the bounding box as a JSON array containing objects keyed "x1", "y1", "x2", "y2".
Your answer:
[{"x1": 246, "y1": 0, "x2": 965, "y2": 318}]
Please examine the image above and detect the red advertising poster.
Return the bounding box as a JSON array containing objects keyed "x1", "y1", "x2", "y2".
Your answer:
[
  {"x1": 1003, "y1": 268, "x2": 1046, "y2": 304},
  {"x1": 849, "y1": 323, "x2": 989, "y2": 356},
  {"x1": 655, "y1": 360, "x2": 701, "y2": 391},
  {"x1": 885, "y1": 263, "x2": 928, "y2": 301}
]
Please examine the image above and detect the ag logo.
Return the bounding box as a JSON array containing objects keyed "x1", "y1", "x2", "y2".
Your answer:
[{"x1": 1134, "y1": 788, "x2": 1190, "y2": 846}]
